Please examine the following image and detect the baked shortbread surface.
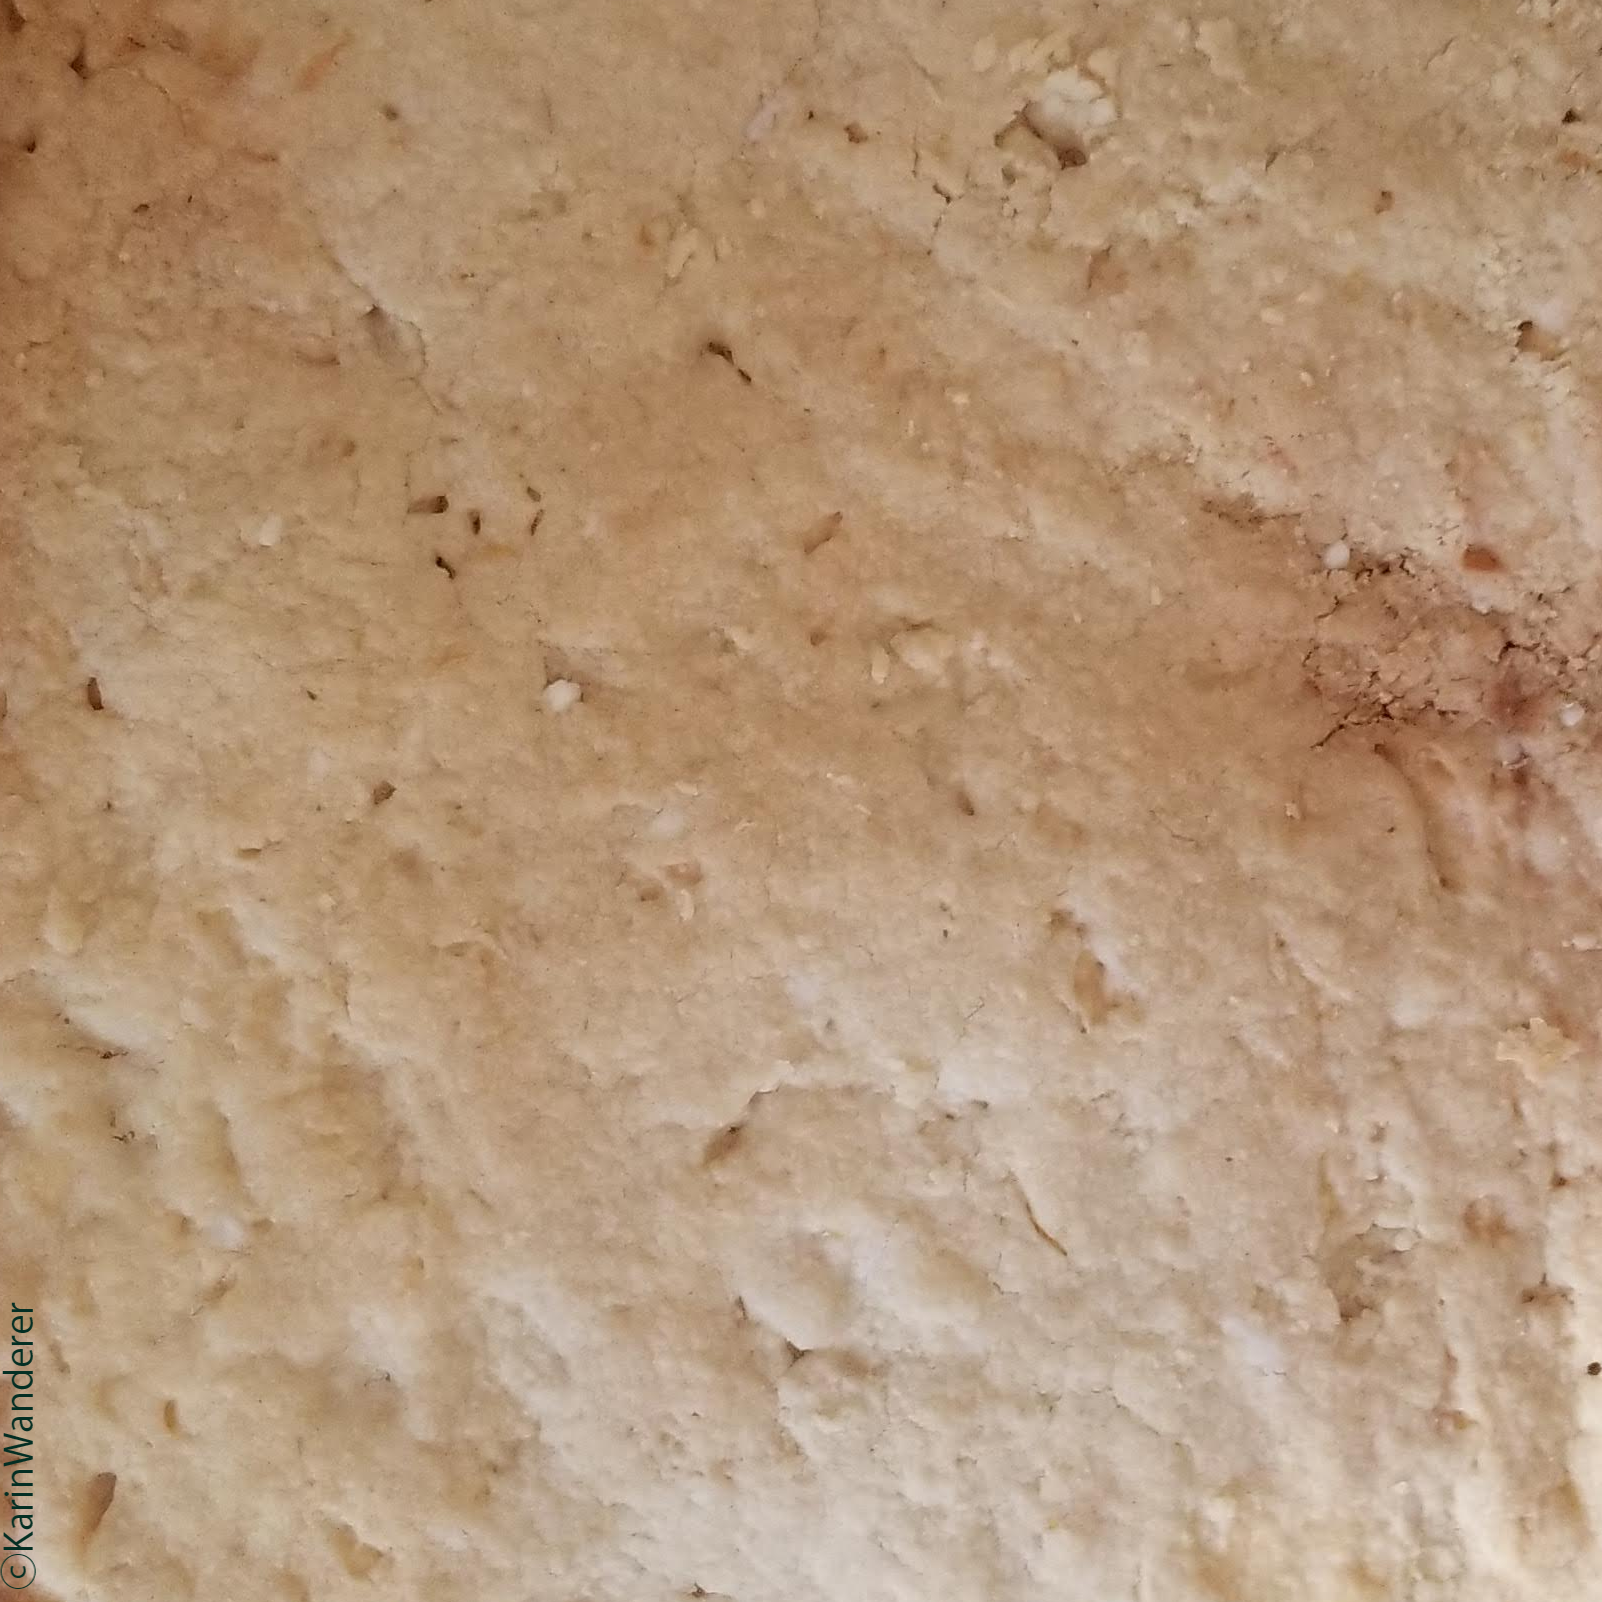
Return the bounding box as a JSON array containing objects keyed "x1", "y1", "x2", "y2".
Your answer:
[{"x1": 4, "y1": 1, "x2": 1602, "y2": 1597}]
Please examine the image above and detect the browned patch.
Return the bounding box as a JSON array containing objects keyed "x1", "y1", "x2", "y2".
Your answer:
[
  {"x1": 1461, "y1": 544, "x2": 1503, "y2": 573},
  {"x1": 701, "y1": 1124, "x2": 744, "y2": 1165},
  {"x1": 1462, "y1": 1197, "x2": 1513, "y2": 1243},
  {"x1": 1085, "y1": 245, "x2": 1127, "y2": 293},
  {"x1": 1488, "y1": 660, "x2": 1537, "y2": 732},
  {"x1": 1519, "y1": 1277, "x2": 1573, "y2": 1308},
  {"x1": 297, "y1": 32, "x2": 353, "y2": 91},
  {"x1": 1071, "y1": 950, "x2": 1114, "y2": 1027},
  {"x1": 1318, "y1": 1224, "x2": 1410, "y2": 1323}
]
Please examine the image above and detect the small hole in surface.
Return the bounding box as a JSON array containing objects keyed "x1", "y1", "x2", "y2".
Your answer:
[
  {"x1": 433, "y1": 553, "x2": 456, "y2": 578},
  {"x1": 703, "y1": 339, "x2": 753, "y2": 383},
  {"x1": 408, "y1": 492, "x2": 448, "y2": 514},
  {"x1": 82, "y1": 1471, "x2": 117, "y2": 1540},
  {"x1": 1563, "y1": 107, "x2": 1582, "y2": 124},
  {"x1": 1515, "y1": 318, "x2": 1564, "y2": 360},
  {"x1": 801, "y1": 511, "x2": 842, "y2": 554},
  {"x1": 1017, "y1": 106, "x2": 1087, "y2": 168}
]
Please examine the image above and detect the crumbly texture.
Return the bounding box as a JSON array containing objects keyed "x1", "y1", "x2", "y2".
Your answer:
[{"x1": 5, "y1": 1, "x2": 1602, "y2": 1598}]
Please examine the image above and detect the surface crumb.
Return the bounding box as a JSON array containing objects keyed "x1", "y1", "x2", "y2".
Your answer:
[
  {"x1": 1496, "y1": 1018, "x2": 1580, "y2": 1075},
  {"x1": 542, "y1": 678, "x2": 582, "y2": 713}
]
